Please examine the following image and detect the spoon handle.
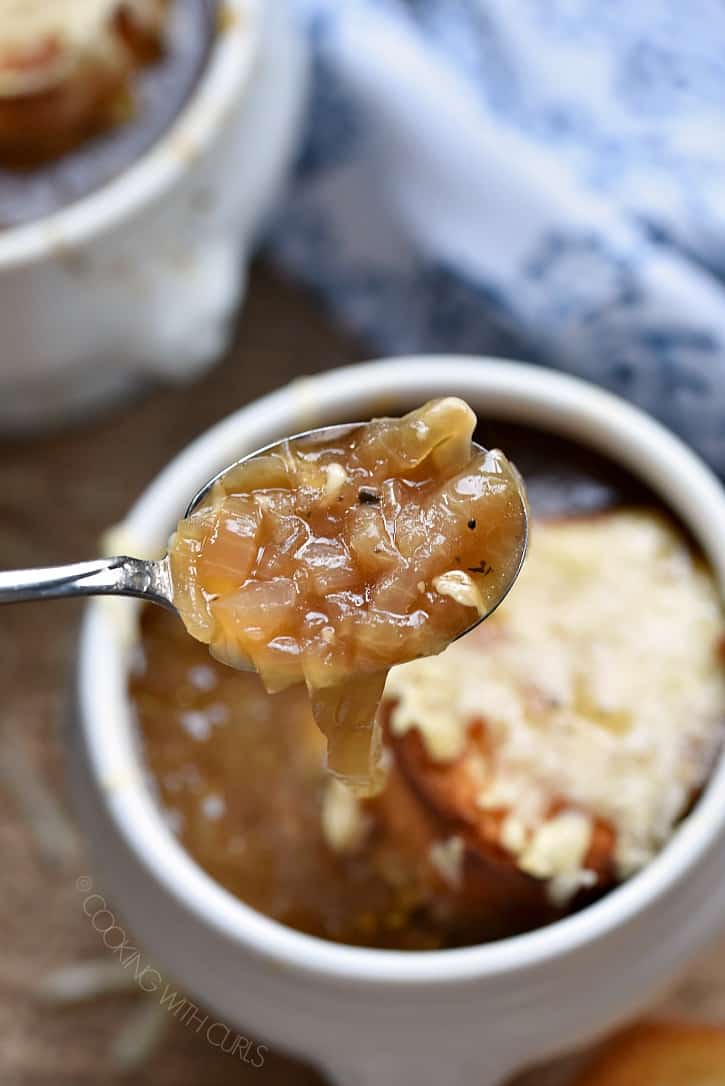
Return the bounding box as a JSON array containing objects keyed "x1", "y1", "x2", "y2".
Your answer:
[{"x1": 0, "y1": 556, "x2": 174, "y2": 609}]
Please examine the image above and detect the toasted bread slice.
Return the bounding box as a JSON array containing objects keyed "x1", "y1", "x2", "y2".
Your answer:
[
  {"x1": 574, "y1": 1023, "x2": 725, "y2": 1085},
  {"x1": 378, "y1": 705, "x2": 614, "y2": 930},
  {"x1": 372, "y1": 745, "x2": 560, "y2": 938},
  {"x1": 382, "y1": 512, "x2": 725, "y2": 906},
  {"x1": 386, "y1": 710, "x2": 615, "y2": 892}
]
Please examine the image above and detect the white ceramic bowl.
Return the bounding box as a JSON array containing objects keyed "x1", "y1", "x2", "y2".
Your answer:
[
  {"x1": 0, "y1": 0, "x2": 306, "y2": 430},
  {"x1": 74, "y1": 357, "x2": 725, "y2": 1085}
]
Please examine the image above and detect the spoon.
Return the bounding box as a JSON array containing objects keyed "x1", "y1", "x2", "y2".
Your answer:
[{"x1": 0, "y1": 424, "x2": 528, "y2": 657}]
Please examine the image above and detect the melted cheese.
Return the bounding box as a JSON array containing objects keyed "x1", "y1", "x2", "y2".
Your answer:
[
  {"x1": 387, "y1": 511, "x2": 725, "y2": 884},
  {"x1": 321, "y1": 779, "x2": 370, "y2": 854},
  {"x1": 429, "y1": 835, "x2": 465, "y2": 890},
  {"x1": 0, "y1": 0, "x2": 165, "y2": 97},
  {"x1": 433, "y1": 570, "x2": 486, "y2": 615}
]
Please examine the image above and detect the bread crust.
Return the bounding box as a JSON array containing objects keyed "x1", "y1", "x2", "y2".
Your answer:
[
  {"x1": 379, "y1": 698, "x2": 616, "y2": 923},
  {"x1": 573, "y1": 1023, "x2": 725, "y2": 1085},
  {"x1": 373, "y1": 749, "x2": 559, "y2": 938}
]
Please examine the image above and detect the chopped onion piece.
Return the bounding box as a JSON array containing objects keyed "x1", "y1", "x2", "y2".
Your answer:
[{"x1": 169, "y1": 399, "x2": 527, "y2": 792}]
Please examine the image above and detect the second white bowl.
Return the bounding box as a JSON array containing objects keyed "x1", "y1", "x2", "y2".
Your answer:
[
  {"x1": 73, "y1": 357, "x2": 725, "y2": 1085},
  {"x1": 0, "y1": 0, "x2": 307, "y2": 429}
]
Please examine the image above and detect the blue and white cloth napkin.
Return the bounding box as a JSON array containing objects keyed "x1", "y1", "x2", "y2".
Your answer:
[{"x1": 271, "y1": 0, "x2": 725, "y2": 472}]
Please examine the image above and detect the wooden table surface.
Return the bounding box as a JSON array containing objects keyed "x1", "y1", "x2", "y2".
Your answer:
[{"x1": 0, "y1": 265, "x2": 721, "y2": 1085}]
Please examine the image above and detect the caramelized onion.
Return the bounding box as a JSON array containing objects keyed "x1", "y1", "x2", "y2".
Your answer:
[{"x1": 169, "y1": 398, "x2": 528, "y2": 793}]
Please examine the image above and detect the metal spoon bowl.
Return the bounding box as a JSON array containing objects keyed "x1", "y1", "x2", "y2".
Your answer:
[{"x1": 0, "y1": 424, "x2": 528, "y2": 662}]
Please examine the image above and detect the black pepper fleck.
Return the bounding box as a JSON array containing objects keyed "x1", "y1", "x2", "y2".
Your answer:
[
  {"x1": 467, "y1": 519, "x2": 476, "y2": 530},
  {"x1": 358, "y1": 487, "x2": 380, "y2": 505}
]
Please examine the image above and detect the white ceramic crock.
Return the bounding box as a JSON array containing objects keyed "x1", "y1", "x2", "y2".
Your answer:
[
  {"x1": 74, "y1": 357, "x2": 725, "y2": 1085},
  {"x1": 0, "y1": 0, "x2": 306, "y2": 430}
]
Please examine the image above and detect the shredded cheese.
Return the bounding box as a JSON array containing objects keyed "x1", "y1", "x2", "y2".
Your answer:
[
  {"x1": 0, "y1": 0, "x2": 166, "y2": 97},
  {"x1": 388, "y1": 511, "x2": 725, "y2": 887}
]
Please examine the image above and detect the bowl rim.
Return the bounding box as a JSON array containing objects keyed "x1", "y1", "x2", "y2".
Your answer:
[
  {"x1": 78, "y1": 355, "x2": 725, "y2": 988},
  {"x1": 0, "y1": 0, "x2": 260, "y2": 271}
]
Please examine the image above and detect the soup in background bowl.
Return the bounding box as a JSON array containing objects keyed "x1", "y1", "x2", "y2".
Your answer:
[
  {"x1": 0, "y1": 0, "x2": 305, "y2": 430},
  {"x1": 0, "y1": 0, "x2": 215, "y2": 226}
]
